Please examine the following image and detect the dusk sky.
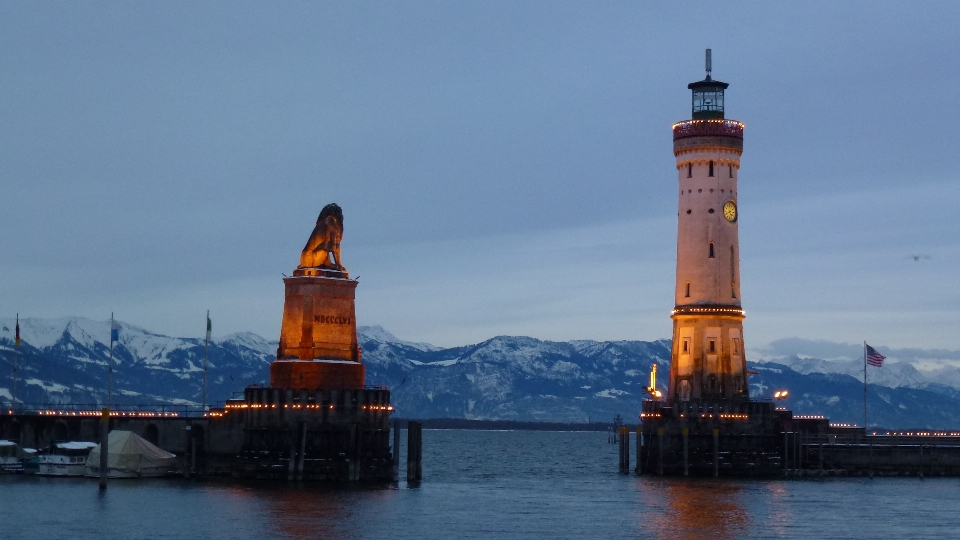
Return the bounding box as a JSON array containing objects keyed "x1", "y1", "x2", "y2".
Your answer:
[{"x1": 1, "y1": 2, "x2": 958, "y2": 351}]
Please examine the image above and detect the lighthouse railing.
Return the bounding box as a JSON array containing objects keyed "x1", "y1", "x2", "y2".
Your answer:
[{"x1": 672, "y1": 119, "x2": 744, "y2": 140}]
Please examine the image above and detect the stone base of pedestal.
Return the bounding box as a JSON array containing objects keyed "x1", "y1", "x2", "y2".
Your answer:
[{"x1": 270, "y1": 359, "x2": 365, "y2": 390}]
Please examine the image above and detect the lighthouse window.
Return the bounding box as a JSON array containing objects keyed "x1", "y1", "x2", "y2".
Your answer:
[
  {"x1": 709, "y1": 242, "x2": 715, "y2": 258},
  {"x1": 682, "y1": 338, "x2": 689, "y2": 353},
  {"x1": 729, "y1": 165, "x2": 733, "y2": 178},
  {"x1": 733, "y1": 338, "x2": 740, "y2": 354},
  {"x1": 709, "y1": 161, "x2": 714, "y2": 177},
  {"x1": 709, "y1": 340, "x2": 716, "y2": 354},
  {"x1": 685, "y1": 282, "x2": 690, "y2": 297},
  {"x1": 687, "y1": 163, "x2": 692, "y2": 178},
  {"x1": 686, "y1": 209, "x2": 691, "y2": 214}
]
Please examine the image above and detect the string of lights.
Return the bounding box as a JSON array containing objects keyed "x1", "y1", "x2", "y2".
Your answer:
[
  {"x1": 672, "y1": 119, "x2": 744, "y2": 140},
  {"x1": 671, "y1": 306, "x2": 745, "y2": 317}
]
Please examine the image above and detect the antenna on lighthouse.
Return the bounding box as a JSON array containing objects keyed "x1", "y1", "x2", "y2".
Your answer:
[{"x1": 705, "y1": 49, "x2": 712, "y2": 78}]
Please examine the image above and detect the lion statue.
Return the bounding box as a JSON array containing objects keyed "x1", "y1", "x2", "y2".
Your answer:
[{"x1": 299, "y1": 203, "x2": 345, "y2": 270}]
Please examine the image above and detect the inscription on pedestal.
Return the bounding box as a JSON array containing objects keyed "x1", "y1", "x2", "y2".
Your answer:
[{"x1": 314, "y1": 315, "x2": 352, "y2": 325}]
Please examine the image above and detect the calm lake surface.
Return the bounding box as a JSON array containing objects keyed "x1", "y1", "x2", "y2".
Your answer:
[{"x1": 2, "y1": 429, "x2": 958, "y2": 539}]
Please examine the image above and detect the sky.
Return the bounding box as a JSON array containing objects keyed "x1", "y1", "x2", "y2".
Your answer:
[{"x1": 1, "y1": 2, "x2": 958, "y2": 351}]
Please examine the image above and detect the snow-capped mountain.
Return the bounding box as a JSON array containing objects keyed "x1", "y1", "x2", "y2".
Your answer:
[
  {"x1": 3, "y1": 318, "x2": 960, "y2": 428},
  {"x1": 755, "y1": 338, "x2": 960, "y2": 400},
  {"x1": 358, "y1": 328, "x2": 960, "y2": 428},
  {"x1": 358, "y1": 326, "x2": 672, "y2": 423},
  {"x1": 0, "y1": 317, "x2": 272, "y2": 406}
]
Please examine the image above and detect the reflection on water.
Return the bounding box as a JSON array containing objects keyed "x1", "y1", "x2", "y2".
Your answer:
[
  {"x1": 761, "y1": 482, "x2": 795, "y2": 538},
  {"x1": 206, "y1": 484, "x2": 354, "y2": 540},
  {"x1": 2, "y1": 431, "x2": 960, "y2": 539},
  {"x1": 640, "y1": 479, "x2": 749, "y2": 540},
  {"x1": 263, "y1": 486, "x2": 355, "y2": 540},
  {"x1": 215, "y1": 482, "x2": 402, "y2": 540}
]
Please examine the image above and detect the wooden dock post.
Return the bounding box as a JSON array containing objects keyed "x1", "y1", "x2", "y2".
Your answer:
[
  {"x1": 623, "y1": 427, "x2": 630, "y2": 474},
  {"x1": 682, "y1": 427, "x2": 689, "y2": 477},
  {"x1": 415, "y1": 421, "x2": 423, "y2": 482},
  {"x1": 392, "y1": 420, "x2": 401, "y2": 481},
  {"x1": 797, "y1": 431, "x2": 802, "y2": 475},
  {"x1": 657, "y1": 427, "x2": 664, "y2": 475},
  {"x1": 819, "y1": 437, "x2": 824, "y2": 476},
  {"x1": 713, "y1": 428, "x2": 719, "y2": 477},
  {"x1": 415, "y1": 422, "x2": 422, "y2": 481},
  {"x1": 407, "y1": 422, "x2": 414, "y2": 482},
  {"x1": 348, "y1": 423, "x2": 358, "y2": 482},
  {"x1": 287, "y1": 435, "x2": 296, "y2": 481},
  {"x1": 617, "y1": 428, "x2": 623, "y2": 473},
  {"x1": 919, "y1": 442, "x2": 924, "y2": 479},
  {"x1": 296, "y1": 421, "x2": 307, "y2": 481},
  {"x1": 635, "y1": 426, "x2": 641, "y2": 475},
  {"x1": 407, "y1": 421, "x2": 422, "y2": 483},
  {"x1": 619, "y1": 427, "x2": 627, "y2": 473},
  {"x1": 183, "y1": 425, "x2": 191, "y2": 479},
  {"x1": 406, "y1": 422, "x2": 414, "y2": 483},
  {"x1": 99, "y1": 407, "x2": 109, "y2": 490},
  {"x1": 783, "y1": 431, "x2": 789, "y2": 477},
  {"x1": 190, "y1": 426, "x2": 197, "y2": 478}
]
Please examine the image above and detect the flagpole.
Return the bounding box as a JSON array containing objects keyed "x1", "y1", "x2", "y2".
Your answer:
[
  {"x1": 109, "y1": 312, "x2": 114, "y2": 410},
  {"x1": 863, "y1": 340, "x2": 867, "y2": 430},
  {"x1": 203, "y1": 310, "x2": 209, "y2": 413},
  {"x1": 12, "y1": 314, "x2": 19, "y2": 411}
]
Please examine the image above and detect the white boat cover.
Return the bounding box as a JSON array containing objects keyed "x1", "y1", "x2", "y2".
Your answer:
[
  {"x1": 0, "y1": 440, "x2": 33, "y2": 459},
  {"x1": 57, "y1": 441, "x2": 98, "y2": 451},
  {"x1": 85, "y1": 430, "x2": 176, "y2": 474}
]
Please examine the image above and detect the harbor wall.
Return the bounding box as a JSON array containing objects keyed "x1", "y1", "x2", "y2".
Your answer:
[{"x1": 0, "y1": 387, "x2": 396, "y2": 482}]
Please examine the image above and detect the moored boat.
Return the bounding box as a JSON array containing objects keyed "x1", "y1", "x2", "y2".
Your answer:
[
  {"x1": 0, "y1": 440, "x2": 34, "y2": 473},
  {"x1": 37, "y1": 442, "x2": 98, "y2": 476}
]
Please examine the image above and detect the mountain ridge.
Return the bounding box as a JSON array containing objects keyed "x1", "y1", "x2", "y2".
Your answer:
[{"x1": 2, "y1": 317, "x2": 960, "y2": 428}]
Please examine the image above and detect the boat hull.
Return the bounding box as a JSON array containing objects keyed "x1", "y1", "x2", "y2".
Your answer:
[
  {"x1": 35, "y1": 442, "x2": 98, "y2": 476},
  {"x1": 0, "y1": 456, "x2": 23, "y2": 473},
  {"x1": 37, "y1": 462, "x2": 87, "y2": 477}
]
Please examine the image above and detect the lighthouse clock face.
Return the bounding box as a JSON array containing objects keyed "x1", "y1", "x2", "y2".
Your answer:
[{"x1": 723, "y1": 200, "x2": 737, "y2": 222}]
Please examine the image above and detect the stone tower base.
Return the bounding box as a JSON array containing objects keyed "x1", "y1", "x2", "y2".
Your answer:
[{"x1": 270, "y1": 359, "x2": 365, "y2": 390}]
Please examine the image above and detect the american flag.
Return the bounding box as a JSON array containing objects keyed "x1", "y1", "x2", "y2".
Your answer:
[{"x1": 866, "y1": 344, "x2": 885, "y2": 367}]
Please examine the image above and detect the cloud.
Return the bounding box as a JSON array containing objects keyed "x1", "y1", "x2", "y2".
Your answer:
[{"x1": 756, "y1": 337, "x2": 960, "y2": 368}]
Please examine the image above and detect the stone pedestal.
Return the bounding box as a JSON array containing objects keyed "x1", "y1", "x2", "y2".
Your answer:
[
  {"x1": 271, "y1": 272, "x2": 365, "y2": 390},
  {"x1": 270, "y1": 360, "x2": 365, "y2": 390}
]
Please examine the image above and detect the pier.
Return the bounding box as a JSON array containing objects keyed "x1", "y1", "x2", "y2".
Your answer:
[
  {"x1": 632, "y1": 399, "x2": 960, "y2": 477},
  {"x1": 1, "y1": 385, "x2": 401, "y2": 482}
]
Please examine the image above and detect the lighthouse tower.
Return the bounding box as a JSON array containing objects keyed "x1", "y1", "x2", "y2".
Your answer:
[
  {"x1": 667, "y1": 50, "x2": 749, "y2": 403},
  {"x1": 639, "y1": 53, "x2": 810, "y2": 477}
]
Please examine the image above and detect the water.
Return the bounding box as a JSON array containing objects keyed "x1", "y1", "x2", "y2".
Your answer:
[{"x1": 2, "y1": 430, "x2": 958, "y2": 539}]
